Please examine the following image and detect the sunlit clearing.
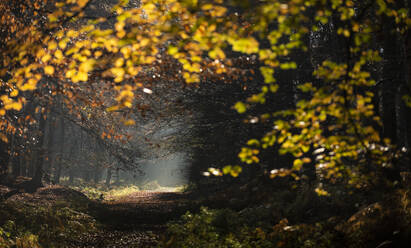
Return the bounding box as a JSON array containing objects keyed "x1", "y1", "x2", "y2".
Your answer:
[{"x1": 142, "y1": 152, "x2": 189, "y2": 188}]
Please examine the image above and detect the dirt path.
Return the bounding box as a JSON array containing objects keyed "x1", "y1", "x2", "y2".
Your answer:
[{"x1": 68, "y1": 191, "x2": 198, "y2": 248}]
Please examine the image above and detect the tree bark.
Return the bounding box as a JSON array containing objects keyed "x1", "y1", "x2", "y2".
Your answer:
[
  {"x1": 115, "y1": 169, "x2": 120, "y2": 184},
  {"x1": 30, "y1": 112, "x2": 47, "y2": 189},
  {"x1": 45, "y1": 114, "x2": 56, "y2": 178},
  {"x1": 69, "y1": 169, "x2": 75, "y2": 184},
  {"x1": 10, "y1": 135, "x2": 21, "y2": 177},
  {"x1": 381, "y1": 18, "x2": 405, "y2": 143},
  {"x1": 53, "y1": 115, "x2": 65, "y2": 183},
  {"x1": 94, "y1": 168, "x2": 101, "y2": 183},
  {"x1": 105, "y1": 168, "x2": 112, "y2": 186}
]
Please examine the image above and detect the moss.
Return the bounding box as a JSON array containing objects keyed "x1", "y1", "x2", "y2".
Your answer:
[{"x1": 0, "y1": 192, "x2": 97, "y2": 247}]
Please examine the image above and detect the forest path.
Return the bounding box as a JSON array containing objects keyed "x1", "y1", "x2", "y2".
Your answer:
[{"x1": 68, "y1": 191, "x2": 198, "y2": 248}]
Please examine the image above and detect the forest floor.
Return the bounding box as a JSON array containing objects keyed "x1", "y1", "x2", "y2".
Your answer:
[
  {"x1": 2, "y1": 177, "x2": 411, "y2": 247},
  {"x1": 0, "y1": 182, "x2": 201, "y2": 248},
  {"x1": 69, "y1": 191, "x2": 199, "y2": 247}
]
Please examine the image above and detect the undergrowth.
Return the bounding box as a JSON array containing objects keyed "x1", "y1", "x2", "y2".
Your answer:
[
  {"x1": 160, "y1": 207, "x2": 339, "y2": 248},
  {"x1": 0, "y1": 200, "x2": 97, "y2": 247},
  {"x1": 160, "y1": 185, "x2": 411, "y2": 248}
]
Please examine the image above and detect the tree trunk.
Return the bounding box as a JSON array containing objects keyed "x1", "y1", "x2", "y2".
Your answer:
[
  {"x1": 69, "y1": 169, "x2": 75, "y2": 184},
  {"x1": 53, "y1": 115, "x2": 65, "y2": 184},
  {"x1": 27, "y1": 155, "x2": 35, "y2": 177},
  {"x1": 31, "y1": 113, "x2": 47, "y2": 189},
  {"x1": 45, "y1": 114, "x2": 55, "y2": 178},
  {"x1": 11, "y1": 155, "x2": 20, "y2": 177},
  {"x1": 18, "y1": 154, "x2": 25, "y2": 176},
  {"x1": 115, "y1": 169, "x2": 120, "y2": 184},
  {"x1": 105, "y1": 168, "x2": 112, "y2": 186},
  {"x1": 402, "y1": 6, "x2": 411, "y2": 170},
  {"x1": 381, "y1": 18, "x2": 405, "y2": 143},
  {"x1": 0, "y1": 139, "x2": 10, "y2": 176},
  {"x1": 94, "y1": 168, "x2": 101, "y2": 183},
  {"x1": 10, "y1": 135, "x2": 21, "y2": 177},
  {"x1": 67, "y1": 138, "x2": 78, "y2": 185},
  {"x1": 84, "y1": 170, "x2": 91, "y2": 182}
]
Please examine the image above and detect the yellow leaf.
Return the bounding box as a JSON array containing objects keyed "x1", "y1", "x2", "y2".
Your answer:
[
  {"x1": 117, "y1": 30, "x2": 126, "y2": 38},
  {"x1": 44, "y1": 66, "x2": 55, "y2": 75},
  {"x1": 67, "y1": 30, "x2": 78, "y2": 38},
  {"x1": 124, "y1": 100, "x2": 132, "y2": 108},
  {"x1": 230, "y1": 165, "x2": 243, "y2": 177},
  {"x1": 48, "y1": 41, "x2": 57, "y2": 50},
  {"x1": 168, "y1": 46, "x2": 178, "y2": 56},
  {"x1": 106, "y1": 105, "x2": 120, "y2": 112},
  {"x1": 5, "y1": 102, "x2": 22, "y2": 111},
  {"x1": 59, "y1": 40, "x2": 67, "y2": 49},
  {"x1": 234, "y1": 101, "x2": 247, "y2": 113},
  {"x1": 78, "y1": 0, "x2": 88, "y2": 8},
  {"x1": 65, "y1": 69, "x2": 76, "y2": 78},
  {"x1": 302, "y1": 157, "x2": 311, "y2": 163},
  {"x1": 293, "y1": 159, "x2": 303, "y2": 170},
  {"x1": 201, "y1": 4, "x2": 213, "y2": 11},
  {"x1": 127, "y1": 66, "x2": 140, "y2": 76},
  {"x1": 210, "y1": 6, "x2": 227, "y2": 17},
  {"x1": 77, "y1": 71, "x2": 88, "y2": 82},
  {"x1": 140, "y1": 38, "x2": 150, "y2": 47},
  {"x1": 209, "y1": 47, "x2": 225, "y2": 59},
  {"x1": 10, "y1": 89, "x2": 19, "y2": 97},
  {"x1": 55, "y1": 50, "x2": 63, "y2": 60},
  {"x1": 41, "y1": 54, "x2": 51, "y2": 63},
  {"x1": 182, "y1": 72, "x2": 200, "y2": 83},
  {"x1": 111, "y1": 67, "x2": 125, "y2": 82},
  {"x1": 79, "y1": 59, "x2": 95, "y2": 72},
  {"x1": 315, "y1": 188, "x2": 329, "y2": 196},
  {"x1": 71, "y1": 74, "x2": 80, "y2": 83},
  {"x1": 48, "y1": 13, "x2": 58, "y2": 22},
  {"x1": 12, "y1": 102, "x2": 22, "y2": 111},
  {"x1": 142, "y1": 56, "x2": 156, "y2": 64},
  {"x1": 124, "y1": 119, "x2": 135, "y2": 125},
  {"x1": 231, "y1": 37, "x2": 259, "y2": 54},
  {"x1": 115, "y1": 58, "x2": 124, "y2": 67},
  {"x1": 94, "y1": 51, "x2": 103, "y2": 58}
]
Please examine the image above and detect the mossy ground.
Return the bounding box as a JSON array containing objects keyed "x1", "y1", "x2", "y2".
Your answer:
[
  {"x1": 1, "y1": 178, "x2": 410, "y2": 248},
  {"x1": 0, "y1": 185, "x2": 97, "y2": 247},
  {"x1": 0, "y1": 179, "x2": 193, "y2": 248}
]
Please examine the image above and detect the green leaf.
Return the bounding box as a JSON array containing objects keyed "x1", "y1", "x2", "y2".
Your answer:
[
  {"x1": 223, "y1": 165, "x2": 232, "y2": 175},
  {"x1": 298, "y1": 83, "x2": 313, "y2": 92},
  {"x1": 168, "y1": 46, "x2": 178, "y2": 56},
  {"x1": 222, "y1": 165, "x2": 242, "y2": 177},
  {"x1": 270, "y1": 84, "x2": 279, "y2": 93},
  {"x1": 293, "y1": 159, "x2": 303, "y2": 171},
  {"x1": 234, "y1": 101, "x2": 247, "y2": 114},
  {"x1": 280, "y1": 62, "x2": 297, "y2": 70},
  {"x1": 230, "y1": 37, "x2": 259, "y2": 54},
  {"x1": 230, "y1": 165, "x2": 243, "y2": 177},
  {"x1": 403, "y1": 94, "x2": 411, "y2": 108},
  {"x1": 260, "y1": 66, "x2": 275, "y2": 83},
  {"x1": 247, "y1": 139, "x2": 260, "y2": 146}
]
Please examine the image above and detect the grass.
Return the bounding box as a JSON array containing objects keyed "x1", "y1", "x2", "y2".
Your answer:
[
  {"x1": 60, "y1": 177, "x2": 185, "y2": 200},
  {"x1": 0, "y1": 178, "x2": 187, "y2": 247},
  {"x1": 0, "y1": 188, "x2": 97, "y2": 248}
]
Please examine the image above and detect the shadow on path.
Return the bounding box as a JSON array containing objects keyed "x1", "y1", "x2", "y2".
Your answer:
[{"x1": 69, "y1": 191, "x2": 199, "y2": 248}]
